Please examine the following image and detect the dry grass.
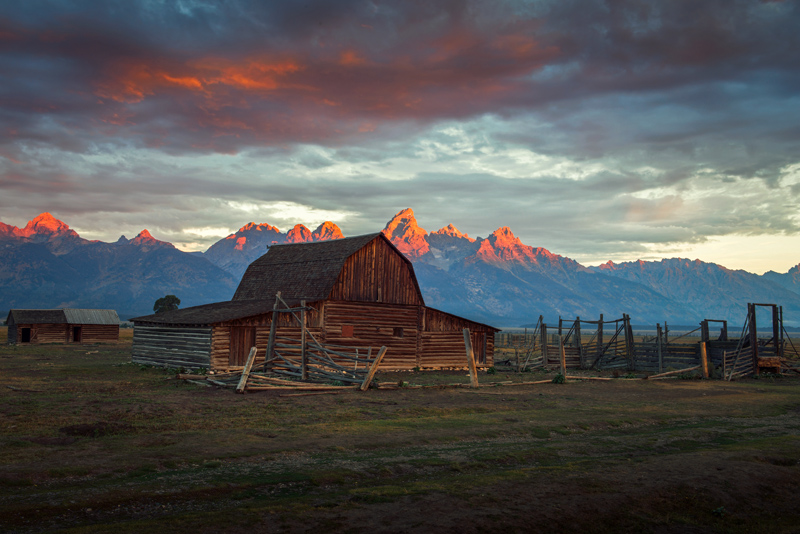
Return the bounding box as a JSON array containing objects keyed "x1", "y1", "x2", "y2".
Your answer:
[{"x1": 1, "y1": 337, "x2": 799, "y2": 533}]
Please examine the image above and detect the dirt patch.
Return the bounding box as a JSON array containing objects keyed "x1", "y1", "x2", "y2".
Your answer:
[{"x1": 59, "y1": 421, "x2": 136, "y2": 438}]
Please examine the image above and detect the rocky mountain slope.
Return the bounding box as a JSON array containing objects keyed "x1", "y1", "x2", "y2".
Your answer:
[
  {"x1": 2, "y1": 211, "x2": 799, "y2": 326},
  {"x1": 0, "y1": 214, "x2": 236, "y2": 319}
]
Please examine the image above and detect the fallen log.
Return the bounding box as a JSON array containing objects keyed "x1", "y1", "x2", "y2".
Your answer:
[
  {"x1": 644, "y1": 365, "x2": 701, "y2": 380},
  {"x1": 564, "y1": 376, "x2": 612, "y2": 381}
]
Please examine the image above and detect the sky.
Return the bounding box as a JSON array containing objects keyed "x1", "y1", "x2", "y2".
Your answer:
[{"x1": 1, "y1": 0, "x2": 799, "y2": 275}]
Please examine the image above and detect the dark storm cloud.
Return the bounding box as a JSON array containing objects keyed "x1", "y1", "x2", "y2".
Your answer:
[{"x1": 2, "y1": 0, "x2": 796, "y2": 156}]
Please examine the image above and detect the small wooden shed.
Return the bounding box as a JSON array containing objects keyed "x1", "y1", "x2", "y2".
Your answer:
[
  {"x1": 131, "y1": 233, "x2": 498, "y2": 371},
  {"x1": 6, "y1": 309, "x2": 120, "y2": 344}
]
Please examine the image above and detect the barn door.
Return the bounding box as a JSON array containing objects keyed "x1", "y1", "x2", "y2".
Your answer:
[
  {"x1": 229, "y1": 327, "x2": 256, "y2": 366},
  {"x1": 72, "y1": 326, "x2": 82, "y2": 343}
]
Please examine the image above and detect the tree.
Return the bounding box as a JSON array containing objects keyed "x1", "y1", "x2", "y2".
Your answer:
[{"x1": 153, "y1": 294, "x2": 180, "y2": 314}]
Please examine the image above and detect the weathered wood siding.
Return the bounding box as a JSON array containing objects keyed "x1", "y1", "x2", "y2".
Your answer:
[
  {"x1": 329, "y1": 238, "x2": 422, "y2": 306},
  {"x1": 421, "y1": 308, "x2": 495, "y2": 368},
  {"x1": 323, "y1": 301, "x2": 419, "y2": 369},
  {"x1": 67, "y1": 325, "x2": 119, "y2": 343},
  {"x1": 132, "y1": 325, "x2": 212, "y2": 369},
  {"x1": 12, "y1": 324, "x2": 67, "y2": 344},
  {"x1": 9, "y1": 323, "x2": 119, "y2": 344}
]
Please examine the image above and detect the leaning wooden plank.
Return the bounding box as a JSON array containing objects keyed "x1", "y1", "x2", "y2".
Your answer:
[
  {"x1": 360, "y1": 346, "x2": 389, "y2": 391},
  {"x1": 278, "y1": 391, "x2": 343, "y2": 398},
  {"x1": 235, "y1": 347, "x2": 259, "y2": 394},
  {"x1": 248, "y1": 375, "x2": 344, "y2": 388},
  {"x1": 520, "y1": 379, "x2": 557, "y2": 385},
  {"x1": 463, "y1": 329, "x2": 479, "y2": 388},
  {"x1": 644, "y1": 365, "x2": 701, "y2": 379}
]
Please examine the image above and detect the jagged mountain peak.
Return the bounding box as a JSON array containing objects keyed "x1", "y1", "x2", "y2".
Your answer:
[
  {"x1": 20, "y1": 212, "x2": 79, "y2": 238},
  {"x1": 286, "y1": 224, "x2": 312, "y2": 243},
  {"x1": 312, "y1": 221, "x2": 344, "y2": 241},
  {"x1": 431, "y1": 224, "x2": 474, "y2": 242},
  {"x1": 382, "y1": 208, "x2": 429, "y2": 258},
  {"x1": 129, "y1": 229, "x2": 174, "y2": 249},
  {"x1": 233, "y1": 222, "x2": 281, "y2": 235}
]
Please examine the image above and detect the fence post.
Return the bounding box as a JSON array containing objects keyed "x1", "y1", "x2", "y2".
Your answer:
[
  {"x1": 575, "y1": 317, "x2": 584, "y2": 368},
  {"x1": 559, "y1": 335, "x2": 567, "y2": 377},
  {"x1": 699, "y1": 341, "x2": 709, "y2": 378},
  {"x1": 541, "y1": 323, "x2": 549, "y2": 366},
  {"x1": 463, "y1": 328, "x2": 479, "y2": 388},
  {"x1": 597, "y1": 314, "x2": 603, "y2": 358}
]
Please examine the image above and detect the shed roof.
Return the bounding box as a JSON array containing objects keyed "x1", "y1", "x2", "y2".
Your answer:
[
  {"x1": 7, "y1": 309, "x2": 119, "y2": 325},
  {"x1": 233, "y1": 233, "x2": 412, "y2": 301},
  {"x1": 130, "y1": 299, "x2": 290, "y2": 325}
]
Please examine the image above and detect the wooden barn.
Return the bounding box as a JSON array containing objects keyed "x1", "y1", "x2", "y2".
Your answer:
[
  {"x1": 131, "y1": 233, "x2": 498, "y2": 371},
  {"x1": 6, "y1": 309, "x2": 120, "y2": 344}
]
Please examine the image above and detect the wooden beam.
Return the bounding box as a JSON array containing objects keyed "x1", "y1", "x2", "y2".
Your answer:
[
  {"x1": 300, "y1": 300, "x2": 307, "y2": 380},
  {"x1": 559, "y1": 334, "x2": 567, "y2": 377},
  {"x1": 359, "y1": 346, "x2": 388, "y2": 391},
  {"x1": 235, "y1": 347, "x2": 258, "y2": 393},
  {"x1": 463, "y1": 328, "x2": 479, "y2": 388},
  {"x1": 265, "y1": 292, "x2": 281, "y2": 370}
]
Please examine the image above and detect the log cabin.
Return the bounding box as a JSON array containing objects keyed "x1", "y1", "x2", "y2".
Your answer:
[
  {"x1": 131, "y1": 233, "x2": 498, "y2": 371},
  {"x1": 6, "y1": 309, "x2": 120, "y2": 344}
]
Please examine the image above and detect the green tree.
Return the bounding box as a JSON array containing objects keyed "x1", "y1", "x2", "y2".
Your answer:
[{"x1": 153, "y1": 295, "x2": 180, "y2": 314}]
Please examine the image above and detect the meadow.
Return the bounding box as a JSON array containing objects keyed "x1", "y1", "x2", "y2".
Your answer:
[{"x1": 1, "y1": 328, "x2": 799, "y2": 533}]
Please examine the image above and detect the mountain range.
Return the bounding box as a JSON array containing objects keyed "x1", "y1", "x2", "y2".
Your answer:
[{"x1": 2, "y1": 210, "x2": 799, "y2": 327}]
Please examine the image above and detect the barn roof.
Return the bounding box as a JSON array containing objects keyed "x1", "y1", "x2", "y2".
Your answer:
[
  {"x1": 7, "y1": 309, "x2": 119, "y2": 325},
  {"x1": 232, "y1": 233, "x2": 421, "y2": 302},
  {"x1": 129, "y1": 299, "x2": 292, "y2": 325}
]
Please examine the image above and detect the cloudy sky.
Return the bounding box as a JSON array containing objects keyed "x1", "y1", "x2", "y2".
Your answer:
[{"x1": 1, "y1": 0, "x2": 799, "y2": 274}]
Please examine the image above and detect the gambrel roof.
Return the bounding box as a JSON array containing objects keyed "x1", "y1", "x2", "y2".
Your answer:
[{"x1": 232, "y1": 232, "x2": 422, "y2": 303}]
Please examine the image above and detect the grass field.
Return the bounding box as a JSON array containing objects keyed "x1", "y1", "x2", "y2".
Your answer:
[{"x1": 1, "y1": 334, "x2": 799, "y2": 533}]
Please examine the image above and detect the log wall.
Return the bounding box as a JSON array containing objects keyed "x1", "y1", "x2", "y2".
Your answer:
[
  {"x1": 9, "y1": 324, "x2": 119, "y2": 344},
  {"x1": 13, "y1": 324, "x2": 67, "y2": 344},
  {"x1": 132, "y1": 325, "x2": 212, "y2": 369},
  {"x1": 68, "y1": 325, "x2": 119, "y2": 343},
  {"x1": 323, "y1": 301, "x2": 419, "y2": 369}
]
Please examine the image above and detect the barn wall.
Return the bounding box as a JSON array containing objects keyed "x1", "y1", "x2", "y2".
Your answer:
[
  {"x1": 132, "y1": 325, "x2": 212, "y2": 369},
  {"x1": 14, "y1": 324, "x2": 68, "y2": 344},
  {"x1": 322, "y1": 301, "x2": 419, "y2": 370},
  {"x1": 67, "y1": 325, "x2": 120, "y2": 343},
  {"x1": 330, "y1": 238, "x2": 422, "y2": 306}
]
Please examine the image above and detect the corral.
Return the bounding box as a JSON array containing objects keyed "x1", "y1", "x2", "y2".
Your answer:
[{"x1": 495, "y1": 303, "x2": 798, "y2": 380}]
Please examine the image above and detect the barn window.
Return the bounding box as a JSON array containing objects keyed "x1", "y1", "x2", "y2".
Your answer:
[
  {"x1": 393, "y1": 327, "x2": 404, "y2": 338},
  {"x1": 342, "y1": 325, "x2": 355, "y2": 337}
]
